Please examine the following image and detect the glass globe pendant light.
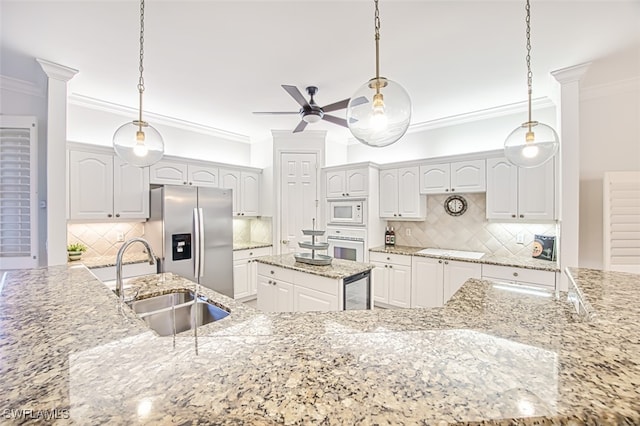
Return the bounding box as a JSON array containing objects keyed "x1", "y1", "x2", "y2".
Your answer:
[
  {"x1": 504, "y1": 0, "x2": 559, "y2": 168},
  {"x1": 113, "y1": 0, "x2": 164, "y2": 167},
  {"x1": 347, "y1": 0, "x2": 411, "y2": 148}
]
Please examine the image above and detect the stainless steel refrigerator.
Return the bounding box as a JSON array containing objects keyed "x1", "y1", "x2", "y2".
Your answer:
[{"x1": 146, "y1": 185, "x2": 233, "y2": 297}]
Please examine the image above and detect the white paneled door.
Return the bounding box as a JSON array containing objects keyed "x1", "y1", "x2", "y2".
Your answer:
[{"x1": 280, "y1": 153, "x2": 318, "y2": 254}]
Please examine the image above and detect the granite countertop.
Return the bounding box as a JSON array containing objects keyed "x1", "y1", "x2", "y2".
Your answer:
[
  {"x1": 1, "y1": 265, "x2": 639, "y2": 424},
  {"x1": 255, "y1": 253, "x2": 374, "y2": 279},
  {"x1": 75, "y1": 251, "x2": 152, "y2": 269},
  {"x1": 233, "y1": 242, "x2": 273, "y2": 251},
  {"x1": 370, "y1": 244, "x2": 560, "y2": 272}
]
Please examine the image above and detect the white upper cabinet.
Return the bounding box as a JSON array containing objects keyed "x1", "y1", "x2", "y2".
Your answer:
[
  {"x1": 420, "y1": 160, "x2": 485, "y2": 194},
  {"x1": 380, "y1": 167, "x2": 425, "y2": 219},
  {"x1": 220, "y1": 169, "x2": 261, "y2": 217},
  {"x1": 486, "y1": 157, "x2": 555, "y2": 220},
  {"x1": 69, "y1": 150, "x2": 149, "y2": 220},
  {"x1": 325, "y1": 168, "x2": 368, "y2": 198},
  {"x1": 150, "y1": 161, "x2": 219, "y2": 187}
]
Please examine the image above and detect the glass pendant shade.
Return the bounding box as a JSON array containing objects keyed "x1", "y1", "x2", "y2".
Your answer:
[
  {"x1": 347, "y1": 77, "x2": 411, "y2": 148},
  {"x1": 504, "y1": 121, "x2": 559, "y2": 168},
  {"x1": 113, "y1": 120, "x2": 164, "y2": 167}
]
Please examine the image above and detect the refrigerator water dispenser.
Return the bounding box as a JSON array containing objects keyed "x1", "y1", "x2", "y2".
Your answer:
[{"x1": 172, "y1": 233, "x2": 192, "y2": 261}]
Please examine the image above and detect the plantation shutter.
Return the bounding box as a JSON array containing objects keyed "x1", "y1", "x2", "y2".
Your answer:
[
  {"x1": 603, "y1": 171, "x2": 640, "y2": 274},
  {"x1": 0, "y1": 116, "x2": 38, "y2": 269}
]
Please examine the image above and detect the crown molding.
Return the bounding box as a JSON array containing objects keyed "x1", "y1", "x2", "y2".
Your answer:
[
  {"x1": 68, "y1": 93, "x2": 251, "y2": 144},
  {"x1": 35, "y1": 58, "x2": 78, "y2": 82},
  {"x1": 580, "y1": 76, "x2": 640, "y2": 101},
  {"x1": 551, "y1": 62, "x2": 591, "y2": 84},
  {"x1": 0, "y1": 75, "x2": 45, "y2": 97}
]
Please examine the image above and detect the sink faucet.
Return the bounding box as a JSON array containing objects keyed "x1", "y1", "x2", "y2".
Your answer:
[{"x1": 116, "y1": 237, "x2": 157, "y2": 302}]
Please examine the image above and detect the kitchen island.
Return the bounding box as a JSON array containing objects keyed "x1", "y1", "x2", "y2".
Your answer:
[{"x1": 0, "y1": 264, "x2": 639, "y2": 424}]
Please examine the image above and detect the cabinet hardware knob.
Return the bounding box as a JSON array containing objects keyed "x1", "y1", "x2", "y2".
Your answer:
[
  {"x1": 511, "y1": 214, "x2": 516, "y2": 218},
  {"x1": 270, "y1": 270, "x2": 275, "y2": 274},
  {"x1": 439, "y1": 260, "x2": 442, "y2": 264},
  {"x1": 241, "y1": 213, "x2": 245, "y2": 216},
  {"x1": 445, "y1": 189, "x2": 449, "y2": 192},
  {"x1": 183, "y1": 181, "x2": 187, "y2": 185},
  {"x1": 444, "y1": 261, "x2": 449, "y2": 265},
  {"x1": 394, "y1": 213, "x2": 397, "y2": 217},
  {"x1": 249, "y1": 252, "x2": 253, "y2": 256},
  {"x1": 346, "y1": 193, "x2": 349, "y2": 196},
  {"x1": 389, "y1": 265, "x2": 393, "y2": 268},
  {"x1": 107, "y1": 214, "x2": 113, "y2": 218},
  {"x1": 513, "y1": 272, "x2": 519, "y2": 277},
  {"x1": 268, "y1": 280, "x2": 272, "y2": 284},
  {"x1": 342, "y1": 193, "x2": 346, "y2": 196},
  {"x1": 384, "y1": 265, "x2": 388, "y2": 268},
  {"x1": 519, "y1": 214, "x2": 524, "y2": 218},
  {"x1": 451, "y1": 188, "x2": 455, "y2": 192},
  {"x1": 398, "y1": 214, "x2": 402, "y2": 217},
  {"x1": 115, "y1": 213, "x2": 120, "y2": 218},
  {"x1": 272, "y1": 281, "x2": 277, "y2": 286},
  {"x1": 386, "y1": 257, "x2": 390, "y2": 260},
  {"x1": 189, "y1": 182, "x2": 193, "y2": 185}
]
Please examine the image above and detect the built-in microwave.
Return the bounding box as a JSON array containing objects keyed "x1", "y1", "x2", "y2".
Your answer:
[{"x1": 327, "y1": 199, "x2": 364, "y2": 226}]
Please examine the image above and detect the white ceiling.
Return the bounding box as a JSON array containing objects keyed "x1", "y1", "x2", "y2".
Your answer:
[{"x1": 2, "y1": 0, "x2": 639, "y2": 143}]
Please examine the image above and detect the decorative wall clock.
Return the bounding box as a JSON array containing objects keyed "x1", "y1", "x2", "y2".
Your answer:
[{"x1": 444, "y1": 195, "x2": 468, "y2": 216}]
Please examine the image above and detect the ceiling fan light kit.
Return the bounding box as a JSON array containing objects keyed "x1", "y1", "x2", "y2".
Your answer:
[
  {"x1": 347, "y1": 0, "x2": 412, "y2": 148},
  {"x1": 504, "y1": 0, "x2": 559, "y2": 168},
  {"x1": 113, "y1": 0, "x2": 164, "y2": 168}
]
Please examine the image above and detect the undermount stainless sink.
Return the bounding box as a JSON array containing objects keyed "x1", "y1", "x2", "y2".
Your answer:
[{"x1": 127, "y1": 290, "x2": 229, "y2": 336}]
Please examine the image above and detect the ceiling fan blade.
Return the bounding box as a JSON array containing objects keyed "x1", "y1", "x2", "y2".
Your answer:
[
  {"x1": 253, "y1": 111, "x2": 299, "y2": 115},
  {"x1": 349, "y1": 96, "x2": 369, "y2": 108},
  {"x1": 321, "y1": 98, "x2": 350, "y2": 113},
  {"x1": 322, "y1": 114, "x2": 348, "y2": 128},
  {"x1": 293, "y1": 120, "x2": 308, "y2": 133},
  {"x1": 282, "y1": 85, "x2": 310, "y2": 109}
]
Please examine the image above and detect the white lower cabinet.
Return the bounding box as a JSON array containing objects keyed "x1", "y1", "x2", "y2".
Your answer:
[
  {"x1": 256, "y1": 263, "x2": 340, "y2": 312},
  {"x1": 482, "y1": 264, "x2": 556, "y2": 289},
  {"x1": 370, "y1": 252, "x2": 412, "y2": 308},
  {"x1": 411, "y1": 257, "x2": 481, "y2": 308},
  {"x1": 233, "y1": 246, "x2": 272, "y2": 300}
]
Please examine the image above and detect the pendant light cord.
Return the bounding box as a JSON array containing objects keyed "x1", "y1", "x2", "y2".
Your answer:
[
  {"x1": 137, "y1": 0, "x2": 146, "y2": 131},
  {"x1": 374, "y1": 0, "x2": 381, "y2": 94},
  {"x1": 525, "y1": 0, "x2": 533, "y2": 126}
]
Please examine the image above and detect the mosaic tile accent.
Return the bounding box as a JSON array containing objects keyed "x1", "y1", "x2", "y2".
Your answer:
[
  {"x1": 67, "y1": 222, "x2": 146, "y2": 258},
  {"x1": 388, "y1": 193, "x2": 558, "y2": 259}
]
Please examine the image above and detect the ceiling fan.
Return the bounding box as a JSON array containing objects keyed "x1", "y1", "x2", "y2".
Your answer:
[{"x1": 253, "y1": 85, "x2": 368, "y2": 133}]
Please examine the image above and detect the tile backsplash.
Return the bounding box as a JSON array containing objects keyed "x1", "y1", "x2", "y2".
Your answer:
[
  {"x1": 67, "y1": 222, "x2": 145, "y2": 258},
  {"x1": 233, "y1": 217, "x2": 272, "y2": 244},
  {"x1": 388, "y1": 193, "x2": 558, "y2": 259}
]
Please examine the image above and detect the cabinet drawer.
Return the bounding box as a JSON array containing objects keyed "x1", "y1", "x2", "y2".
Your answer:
[
  {"x1": 293, "y1": 270, "x2": 340, "y2": 295},
  {"x1": 257, "y1": 263, "x2": 294, "y2": 283},
  {"x1": 482, "y1": 264, "x2": 556, "y2": 287},
  {"x1": 233, "y1": 246, "x2": 272, "y2": 261},
  {"x1": 369, "y1": 251, "x2": 412, "y2": 266}
]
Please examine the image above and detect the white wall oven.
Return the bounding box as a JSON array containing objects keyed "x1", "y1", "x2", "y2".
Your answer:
[
  {"x1": 326, "y1": 226, "x2": 366, "y2": 262},
  {"x1": 327, "y1": 199, "x2": 364, "y2": 226}
]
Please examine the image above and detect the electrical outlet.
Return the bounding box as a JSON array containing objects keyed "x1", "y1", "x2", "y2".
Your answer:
[
  {"x1": 516, "y1": 232, "x2": 525, "y2": 244},
  {"x1": 117, "y1": 232, "x2": 125, "y2": 242},
  {"x1": 406, "y1": 228, "x2": 411, "y2": 236}
]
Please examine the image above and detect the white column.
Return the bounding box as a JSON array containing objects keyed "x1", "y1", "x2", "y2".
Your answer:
[
  {"x1": 550, "y1": 63, "x2": 590, "y2": 291},
  {"x1": 36, "y1": 59, "x2": 79, "y2": 266}
]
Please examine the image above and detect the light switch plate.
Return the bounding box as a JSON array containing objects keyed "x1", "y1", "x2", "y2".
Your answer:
[
  {"x1": 117, "y1": 232, "x2": 125, "y2": 242},
  {"x1": 516, "y1": 232, "x2": 525, "y2": 244}
]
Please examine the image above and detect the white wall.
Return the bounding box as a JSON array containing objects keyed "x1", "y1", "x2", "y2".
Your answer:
[
  {"x1": 578, "y1": 45, "x2": 640, "y2": 269},
  {"x1": 0, "y1": 50, "x2": 49, "y2": 266},
  {"x1": 68, "y1": 104, "x2": 252, "y2": 166}
]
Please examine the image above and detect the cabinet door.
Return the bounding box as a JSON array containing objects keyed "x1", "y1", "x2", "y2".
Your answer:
[
  {"x1": 443, "y1": 260, "x2": 481, "y2": 302},
  {"x1": 326, "y1": 171, "x2": 346, "y2": 198},
  {"x1": 486, "y1": 158, "x2": 518, "y2": 220},
  {"x1": 240, "y1": 171, "x2": 260, "y2": 216},
  {"x1": 188, "y1": 165, "x2": 219, "y2": 187},
  {"x1": 294, "y1": 286, "x2": 340, "y2": 312},
  {"x1": 233, "y1": 259, "x2": 251, "y2": 299},
  {"x1": 397, "y1": 167, "x2": 424, "y2": 219},
  {"x1": 388, "y1": 263, "x2": 412, "y2": 308},
  {"x1": 345, "y1": 168, "x2": 368, "y2": 197},
  {"x1": 257, "y1": 274, "x2": 275, "y2": 311},
  {"x1": 518, "y1": 161, "x2": 555, "y2": 220},
  {"x1": 411, "y1": 257, "x2": 444, "y2": 308},
  {"x1": 419, "y1": 163, "x2": 450, "y2": 194},
  {"x1": 274, "y1": 281, "x2": 294, "y2": 312},
  {"x1": 371, "y1": 263, "x2": 389, "y2": 304},
  {"x1": 113, "y1": 157, "x2": 149, "y2": 219},
  {"x1": 69, "y1": 151, "x2": 113, "y2": 220},
  {"x1": 451, "y1": 160, "x2": 486, "y2": 193},
  {"x1": 149, "y1": 161, "x2": 188, "y2": 185},
  {"x1": 220, "y1": 169, "x2": 240, "y2": 215},
  {"x1": 379, "y1": 169, "x2": 398, "y2": 218}
]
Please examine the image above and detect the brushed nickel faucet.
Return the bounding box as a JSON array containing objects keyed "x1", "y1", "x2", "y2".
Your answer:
[{"x1": 116, "y1": 237, "x2": 157, "y2": 302}]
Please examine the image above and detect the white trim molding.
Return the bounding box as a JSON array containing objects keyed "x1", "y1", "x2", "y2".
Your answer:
[
  {"x1": 35, "y1": 58, "x2": 78, "y2": 82},
  {"x1": 68, "y1": 93, "x2": 251, "y2": 144},
  {"x1": 0, "y1": 75, "x2": 45, "y2": 98},
  {"x1": 580, "y1": 76, "x2": 640, "y2": 101}
]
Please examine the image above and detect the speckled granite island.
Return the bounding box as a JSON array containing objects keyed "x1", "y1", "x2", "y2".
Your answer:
[{"x1": 1, "y1": 264, "x2": 639, "y2": 424}]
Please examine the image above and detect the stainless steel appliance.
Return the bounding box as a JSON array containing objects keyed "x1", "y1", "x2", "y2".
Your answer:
[
  {"x1": 146, "y1": 185, "x2": 233, "y2": 297},
  {"x1": 344, "y1": 270, "x2": 371, "y2": 310},
  {"x1": 327, "y1": 199, "x2": 364, "y2": 226},
  {"x1": 326, "y1": 226, "x2": 366, "y2": 262}
]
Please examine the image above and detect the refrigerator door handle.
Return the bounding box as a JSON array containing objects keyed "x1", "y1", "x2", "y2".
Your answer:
[
  {"x1": 198, "y1": 207, "x2": 205, "y2": 278},
  {"x1": 193, "y1": 208, "x2": 200, "y2": 278}
]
